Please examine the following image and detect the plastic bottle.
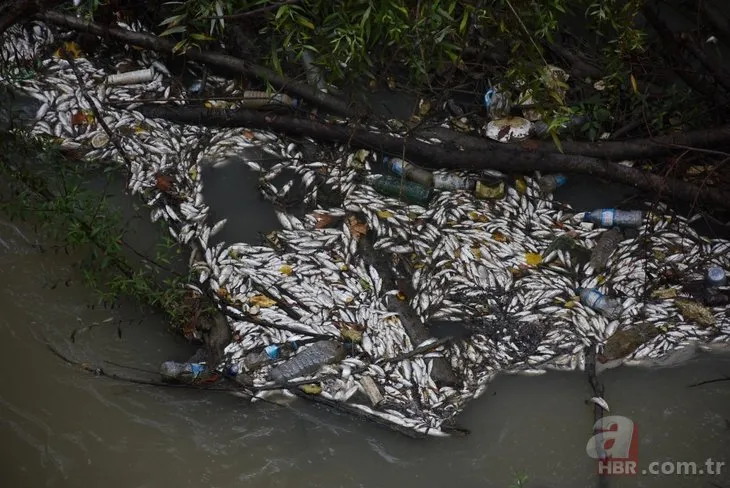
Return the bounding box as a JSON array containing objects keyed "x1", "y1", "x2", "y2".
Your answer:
[
  {"x1": 583, "y1": 209, "x2": 643, "y2": 228},
  {"x1": 706, "y1": 266, "x2": 727, "y2": 288},
  {"x1": 702, "y1": 267, "x2": 729, "y2": 306},
  {"x1": 370, "y1": 175, "x2": 433, "y2": 206},
  {"x1": 433, "y1": 173, "x2": 477, "y2": 191},
  {"x1": 589, "y1": 228, "x2": 623, "y2": 272},
  {"x1": 269, "y1": 340, "x2": 346, "y2": 383},
  {"x1": 577, "y1": 288, "x2": 622, "y2": 320},
  {"x1": 383, "y1": 156, "x2": 434, "y2": 187},
  {"x1": 243, "y1": 341, "x2": 299, "y2": 371},
  {"x1": 160, "y1": 361, "x2": 207, "y2": 383},
  {"x1": 537, "y1": 174, "x2": 567, "y2": 194}
]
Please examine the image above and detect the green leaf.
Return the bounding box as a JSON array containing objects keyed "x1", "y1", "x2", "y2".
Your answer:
[
  {"x1": 159, "y1": 14, "x2": 186, "y2": 26},
  {"x1": 296, "y1": 16, "x2": 315, "y2": 30},
  {"x1": 160, "y1": 25, "x2": 186, "y2": 36},
  {"x1": 459, "y1": 8, "x2": 470, "y2": 35},
  {"x1": 550, "y1": 129, "x2": 564, "y2": 153},
  {"x1": 190, "y1": 33, "x2": 216, "y2": 41}
]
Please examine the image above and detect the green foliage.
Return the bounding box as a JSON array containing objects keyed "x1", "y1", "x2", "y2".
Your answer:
[
  {"x1": 509, "y1": 471, "x2": 529, "y2": 488},
  {"x1": 0, "y1": 129, "x2": 192, "y2": 327}
]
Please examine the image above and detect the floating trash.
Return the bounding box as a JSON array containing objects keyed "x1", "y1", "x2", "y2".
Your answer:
[
  {"x1": 485, "y1": 116, "x2": 532, "y2": 143},
  {"x1": 3, "y1": 21, "x2": 730, "y2": 438}
]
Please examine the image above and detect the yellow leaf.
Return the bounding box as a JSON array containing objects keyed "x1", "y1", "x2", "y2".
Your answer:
[
  {"x1": 339, "y1": 263, "x2": 349, "y2": 271},
  {"x1": 249, "y1": 295, "x2": 276, "y2": 308},
  {"x1": 515, "y1": 178, "x2": 527, "y2": 194},
  {"x1": 525, "y1": 253, "x2": 543, "y2": 266},
  {"x1": 134, "y1": 124, "x2": 146, "y2": 134},
  {"x1": 341, "y1": 328, "x2": 363, "y2": 343},
  {"x1": 597, "y1": 275, "x2": 606, "y2": 285},
  {"x1": 54, "y1": 41, "x2": 82, "y2": 59},
  {"x1": 396, "y1": 291, "x2": 406, "y2": 301},
  {"x1": 300, "y1": 384, "x2": 322, "y2": 395},
  {"x1": 376, "y1": 209, "x2": 393, "y2": 219},
  {"x1": 279, "y1": 264, "x2": 293, "y2": 275},
  {"x1": 471, "y1": 247, "x2": 482, "y2": 259},
  {"x1": 564, "y1": 300, "x2": 576, "y2": 309},
  {"x1": 630, "y1": 73, "x2": 638, "y2": 95}
]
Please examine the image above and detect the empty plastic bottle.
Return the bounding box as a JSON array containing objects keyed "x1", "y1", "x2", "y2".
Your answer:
[
  {"x1": 160, "y1": 361, "x2": 207, "y2": 383},
  {"x1": 383, "y1": 156, "x2": 434, "y2": 187},
  {"x1": 589, "y1": 228, "x2": 623, "y2": 272},
  {"x1": 433, "y1": 173, "x2": 477, "y2": 191},
  {"x1": 583, "y1": 209, "x2": 643, "y2": 228},
  {"x1": 578, "y1": 287, "x2": 622, "y2": 320},
  {"x1": 537, "y1": 174, "x2": 567, "y2": 194},
  {"x1": 269, "y1": 340, "x2": 346, "y2": 383},
  {"x1": 243, "y1": 341, "x2": 299, "y2": 371},
  {"x1": 370, "y1": 175, "x2": 433, "y2": 206}
]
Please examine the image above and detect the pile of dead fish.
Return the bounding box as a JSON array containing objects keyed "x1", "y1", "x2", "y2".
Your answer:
[{"x1": 2, "y1": 22, "x2": 729, "y2": 437}]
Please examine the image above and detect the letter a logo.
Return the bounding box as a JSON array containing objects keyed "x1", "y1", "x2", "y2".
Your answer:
[{"x1": 586, "y1": 416, "x2": 637, "y2": 460}]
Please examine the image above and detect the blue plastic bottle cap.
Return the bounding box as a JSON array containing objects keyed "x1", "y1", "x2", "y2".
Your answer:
[
  {"x1": 265, "y1": 345, "x2": 280, "y2": 360},
  {"x1": 707, "y1": 267, "x2": 726, "y2": 284},
  {"x1": 190, "y1": 363, "x2": 205, "y2": 378},
  {"x1": 554, "y1": 175, "x2": 567, "y2": 187}
]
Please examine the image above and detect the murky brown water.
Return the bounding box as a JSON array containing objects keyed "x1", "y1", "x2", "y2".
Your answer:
[{"x1": 2, "y1": 189, "x2": 729, "y2": 488}]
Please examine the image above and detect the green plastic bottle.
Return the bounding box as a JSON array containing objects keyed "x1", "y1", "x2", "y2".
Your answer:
[{"x1": 371, "y1": 175, "x2": 433, "y2": 206}]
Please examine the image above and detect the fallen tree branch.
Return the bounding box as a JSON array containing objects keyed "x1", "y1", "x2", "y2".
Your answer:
[
  {"x1": 420, "y1": 124, "x2": 730, "y2": 161},
  {"x1": 34, "y1": 10, "x2": 353, "y2": 117},
  {"x1": 135, "y1": 105, "x2": 730, "y2": 210}
]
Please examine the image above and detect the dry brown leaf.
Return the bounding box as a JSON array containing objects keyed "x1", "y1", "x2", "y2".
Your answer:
[
  {"x1": 314, "y1": 212, "x2": 338, "y2": 229},
  {"x1": 249, "y1": 295, "x2": 276, "y2": 308},
  {"x1": 347, "y1": 215, "x2": 368, "y2": 239}
]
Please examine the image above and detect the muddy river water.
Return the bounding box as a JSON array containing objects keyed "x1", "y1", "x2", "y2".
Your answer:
[{"x1": 1, "y1": 157, "x2": 729, "y2": 488}]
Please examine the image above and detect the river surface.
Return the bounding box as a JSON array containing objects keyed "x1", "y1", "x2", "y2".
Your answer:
[{"x1": 1, "y1": 162, "x2": 729, "y2": 488}]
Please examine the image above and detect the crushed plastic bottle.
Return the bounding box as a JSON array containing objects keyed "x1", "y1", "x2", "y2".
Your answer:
[
  {"x1": 537, "y1": 174, "x2": 567, "y2": 194},
  {"x1": 583, "y1": 209, "x2": 643, "y2": 228},
  {"x1": 160, "y1": 361, "x2": 207, "y2": 383},
  {"x1": 589, "y1": 228, "x2": 623, "y2": 272},
  {"x1": 578, "y1": 287, "x2": 622, "y2": 320},
  {"x1": 433, "y1": 173, "x2": 477, "y2": 191},
  {"x1": 383, "y1": 156, "x2": 434, "y2": 187},
  {"x1": 269, "y1": 340, "x2": 346, "y2": 383},
  {"x1": 370, "y1": 174, "x2": 433, "y2": 206}
]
